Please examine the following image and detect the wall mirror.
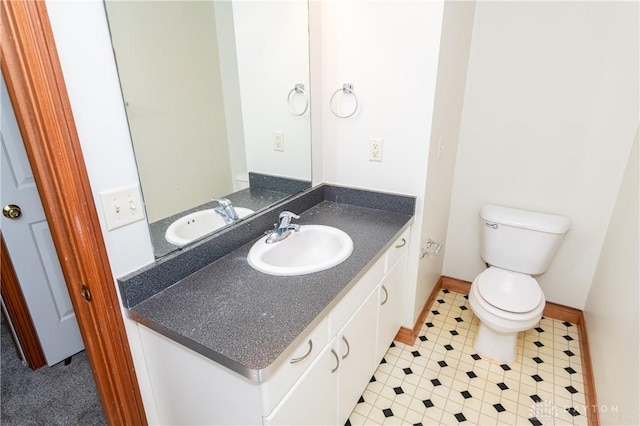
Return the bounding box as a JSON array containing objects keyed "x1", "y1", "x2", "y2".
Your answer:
[{"x1": 104, "y1": 0, "x2": 312, "y2": 258}]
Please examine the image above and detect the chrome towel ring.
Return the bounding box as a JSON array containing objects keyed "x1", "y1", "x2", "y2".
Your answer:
[
  {"x1": 330, "y1": 83, "x2": 358, "y2": 118},
  {"x1": 287, "y1": 83, "x2": 309, "y2": 116}
]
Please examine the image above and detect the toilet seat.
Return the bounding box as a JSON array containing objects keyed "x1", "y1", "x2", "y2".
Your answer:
[
  {"x1": 469, "y1": 267, "x2": 546, "y2": 362},
  {"x1": 476, "y1": 267, "x2": 542, "y2": 314}
]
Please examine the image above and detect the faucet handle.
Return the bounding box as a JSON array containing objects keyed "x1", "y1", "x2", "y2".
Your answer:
[
  {"x1": 277, "y1": 211, "x2": 300, "y2": 229},
  {"x1": 212, "y1": 198, "x2": 239, "y2": 223},
  {"x1": 212, "y1": 198, "x2": 232, "y2": 207},
  {"x1": 279, "y1": 211, "x2": 300, "y2": 221},
  {"x1": 266, "y1": 211, "x2": 300, "y2": 243}
]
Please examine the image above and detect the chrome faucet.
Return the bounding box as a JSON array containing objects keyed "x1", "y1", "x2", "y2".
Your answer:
[
  {"x1": 212, "y1": 198, "x2": 240, "y2": 224},
  {"x1": 266, "y1": 211, "x2": 300, "y2": 244}
]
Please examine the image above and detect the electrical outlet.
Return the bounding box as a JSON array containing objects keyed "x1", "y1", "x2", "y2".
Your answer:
[
  {"x1": 100, "y1": 184, "x2": 145, "y2": 231},
  {"x1": 369, "y1": 138, "x2": 383, "y2": 162},
  {"x1": 273, "y1": 131, "x2": 284, "y2": 151}
]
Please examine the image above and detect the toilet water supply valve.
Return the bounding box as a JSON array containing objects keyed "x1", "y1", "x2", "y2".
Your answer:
[{"x1": 420, "y1": 239, "x2": 443, "y2": 259}]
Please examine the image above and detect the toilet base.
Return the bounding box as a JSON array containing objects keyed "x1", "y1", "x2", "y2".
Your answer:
[{"x1": 473, "y1": 321, "x2": 518, "y2": 363}]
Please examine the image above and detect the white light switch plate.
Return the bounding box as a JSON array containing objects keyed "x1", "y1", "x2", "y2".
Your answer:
[{"x1": 100, "y1": 184, "x2": 145, "y2": 231}]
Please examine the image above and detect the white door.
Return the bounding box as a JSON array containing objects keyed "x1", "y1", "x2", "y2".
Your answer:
[{"x1": 1, "y1": 75, "x2": 84, "y2": 366}]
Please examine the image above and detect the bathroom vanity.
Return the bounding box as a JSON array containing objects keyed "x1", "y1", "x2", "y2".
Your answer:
[{"x1": 118, "y1": 184, "x2": 414, "y2": 425}]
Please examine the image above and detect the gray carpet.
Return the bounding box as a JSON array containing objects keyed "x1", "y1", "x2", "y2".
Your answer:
[{"x1": 1, "y1": 318, "x2": 106, "y2": 425}]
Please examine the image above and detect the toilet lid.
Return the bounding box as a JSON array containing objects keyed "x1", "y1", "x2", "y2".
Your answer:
[{"x1": 477, "y1": 268, "x2": 542, "y2": 313}]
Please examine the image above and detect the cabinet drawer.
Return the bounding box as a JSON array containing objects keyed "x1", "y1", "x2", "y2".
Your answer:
[
  {"x1": 385, "y1": 228, "x2": 409, "y2": 273},
  {"x1": 260, "y1": 316, "x2": 329, "y2": 415}
]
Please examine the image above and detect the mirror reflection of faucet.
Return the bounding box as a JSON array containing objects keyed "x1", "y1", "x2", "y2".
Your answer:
[
  {"x1": 212, "y1": 198, "x2": 240, "y2": 224},
  {"x1": 266, "y1": 211, "x2": 300, "y2": 244}
]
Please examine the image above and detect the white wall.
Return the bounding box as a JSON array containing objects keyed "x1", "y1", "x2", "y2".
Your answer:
[
  {"x1": 413, "y1": 0, "x2": 475, "y2": 324},
  {"x1": 443, "y1": 1, "x2": 639, "y2": 309},
  {"x1": 45, "y1": 0, "x2": 159, "y2": 422},
  {"x1": 234, "y1": 0, "x2": 311, "y2": 181},
  {"x1": 105, "y1": 1, "x2": 233, "y2": 223},
  {"x1": 584, "y1": 130, "x2": 639, "y2": 425},
  {"x1": 319, "y1": 0, "x2": 445, "y2": 328}
]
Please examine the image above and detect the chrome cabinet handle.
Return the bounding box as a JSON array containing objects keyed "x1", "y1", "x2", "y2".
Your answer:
[
  {"x1": 381, "y1": 285, "x2": 389, "y2": 305},
  {"x1": 331, "y1": 348, "x2": 340, "y2": 373},
  {"x1": 395, "y1": 238, "x2": 406, "y2": 248},
  {"x1": 290, "y1": 339, "x2": 313, "y2": 364},
  {"x1": 341, "y1": 336, "x2": 350, "y2": 360}
]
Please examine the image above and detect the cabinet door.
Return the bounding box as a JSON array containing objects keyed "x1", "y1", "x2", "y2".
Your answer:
[
  {"x1": 263, "y1": 341, "x2": 338, "y2": 426},
  {"x1": 376, "y1": 252, "x2": 407, "y2": 362},
  {"x1": 138, "y1": 326, "x2": 263, "y2": 425},
  {"x1": 336, "y1": 288, "x2": 379, "y2": 425},
  {"x1": 260, "y1": 317, "x2": 329, "y2": 416}
]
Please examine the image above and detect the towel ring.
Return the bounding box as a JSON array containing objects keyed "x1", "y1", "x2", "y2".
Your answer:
[
  {"x1": 330, "y1": 83, "x2": 358, "y2": 118},
  {"x1": 287, "y1": 83, "x2": 309, "y2": 116}
]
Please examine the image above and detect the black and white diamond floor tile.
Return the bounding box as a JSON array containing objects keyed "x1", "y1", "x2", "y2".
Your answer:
[{"x1": 347, "y1": 290, "x2": 588, "y2": 425}]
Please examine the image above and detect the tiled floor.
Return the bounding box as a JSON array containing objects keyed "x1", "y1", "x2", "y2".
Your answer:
[{"x1": 347, "y1": 289, "x2": 588, "y2": 426}]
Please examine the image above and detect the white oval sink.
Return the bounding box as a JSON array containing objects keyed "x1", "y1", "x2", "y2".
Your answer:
[
  {"x1": 165, "y1": 207, "x2": 254, "y2": 247},
  {"x1": 248, "y1": 225, "x2": 354, "y2": 276}
]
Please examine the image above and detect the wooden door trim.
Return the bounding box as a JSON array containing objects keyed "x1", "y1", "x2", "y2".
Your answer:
[
  {"x1": 0, "y1": 232, "x2": 46, "y2": 370},
  {"x1": 1, "y1": 2, "x2": 147, "y2": 424}
]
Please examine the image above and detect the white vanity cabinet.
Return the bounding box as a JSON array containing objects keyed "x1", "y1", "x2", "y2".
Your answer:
[
  {"x1": 264, "y1": 286, "x2": 379, "y2": 426},
  {"x1": 136, "y1": 227, "x2": 411, "y2": 426},
  {"x1": 264, "y1": 268, "x2": 380, "y2": 426},
  {"x1": 264, "y1": 228, "x2": 410, "y2": 425}
]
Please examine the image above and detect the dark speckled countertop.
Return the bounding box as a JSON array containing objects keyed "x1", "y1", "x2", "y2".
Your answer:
[{"x1": 120, "y1": 185, "x2": 414, "y2": 382}]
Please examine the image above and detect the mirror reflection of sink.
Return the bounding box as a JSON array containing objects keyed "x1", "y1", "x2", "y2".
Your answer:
[
  {"x1": 248, "y1": 225, "x2": 354, "y2": 276},
  {"x1": 165, "y1": 207, "x2": 254, "y2": 247}
]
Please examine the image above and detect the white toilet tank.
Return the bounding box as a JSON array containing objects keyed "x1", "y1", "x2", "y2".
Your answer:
[{"x1": 479, "y1": 204, "x2": 570, "y2": 275}]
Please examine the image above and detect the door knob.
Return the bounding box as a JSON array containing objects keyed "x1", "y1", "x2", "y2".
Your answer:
[{"x1": 2, "y1": 204, "x2": 22, "y2": 220}]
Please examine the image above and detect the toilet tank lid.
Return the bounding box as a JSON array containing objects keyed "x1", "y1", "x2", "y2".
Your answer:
[{"x1": 480, "y1": 204, "x2": 570, "y2": 234}]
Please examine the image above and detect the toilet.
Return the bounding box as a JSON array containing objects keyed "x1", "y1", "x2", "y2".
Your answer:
[{"x1": 469, "y1": 204, "x2": 570, "y2": 363}]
